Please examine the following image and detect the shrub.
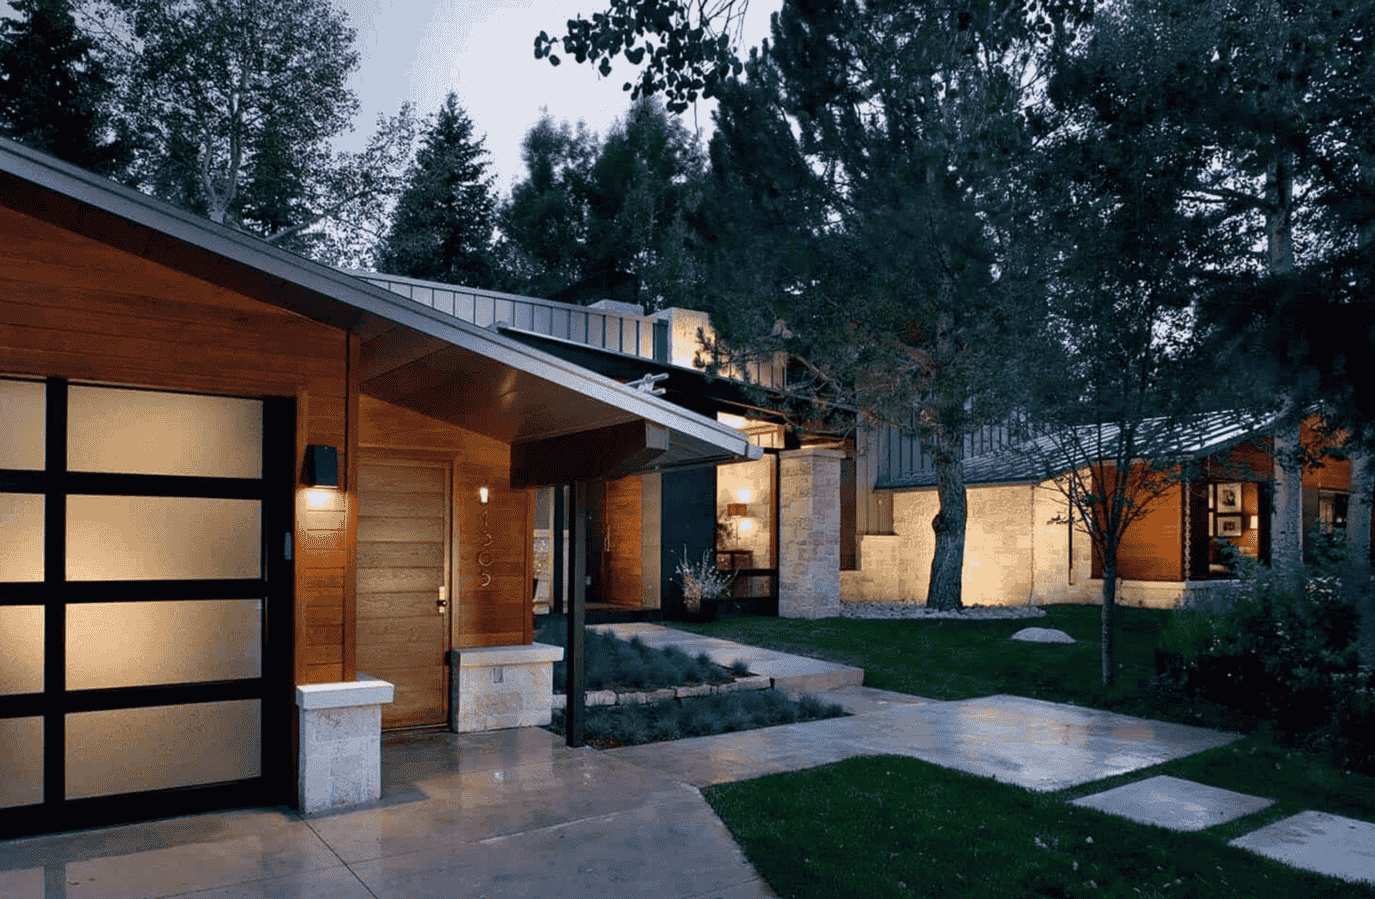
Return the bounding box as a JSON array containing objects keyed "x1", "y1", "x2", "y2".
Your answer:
[{"x1": 1159, "y1": 561, "x2": 1374, "y2": 772}]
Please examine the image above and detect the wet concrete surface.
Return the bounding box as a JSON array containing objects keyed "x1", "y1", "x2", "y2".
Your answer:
[{"x1": 3, "y1": 627, "x2": 1370, "y2": 896}]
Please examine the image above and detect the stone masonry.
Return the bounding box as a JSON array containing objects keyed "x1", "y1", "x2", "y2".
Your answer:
[{"x1": 779, "y1": 447, "x2": 844, "y2": 618}]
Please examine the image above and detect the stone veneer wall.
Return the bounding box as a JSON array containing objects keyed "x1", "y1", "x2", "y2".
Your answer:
[
  {"x1": 449, "y1": 643, "x2": 564, "y2": 732},
  {"x1": 295, "y1": 675, "x2": 394, "y2": 815},
  {"x1": 838, "y1": 478, "x2": 1189, "y2": 609},
  {"x1": 779, "y1": 447, "x2": 844, "y2": 618}
]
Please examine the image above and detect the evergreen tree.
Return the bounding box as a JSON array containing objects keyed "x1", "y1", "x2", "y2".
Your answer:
[
  {"x1": 500, "y1": 111, "x2": 596, "y2": 296},
  {"x1": 377, "y1": 92, "x2": 499, "y2": 288},
  {"x1": 0, "y1": 0, "x2": 125, "y2": 174},
  {"x1": 692, "y1": 0, "x2": 1081, "y2": 611}
]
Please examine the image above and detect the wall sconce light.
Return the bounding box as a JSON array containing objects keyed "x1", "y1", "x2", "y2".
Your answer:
[
  {"x1": 303, "y1": 445, "x2": 339, "y2": 488},
  {"x1": 738, "y1": 518, "x2": 755, "y2": 533},
  {"x1": 734, "y1": 487, "x2": 753, "y2": 503},
  {"x1": 479, "y1": 485, "x2": 490, "y2": 504}
]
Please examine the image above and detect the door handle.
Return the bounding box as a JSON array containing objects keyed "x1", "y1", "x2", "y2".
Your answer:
[{"x1": 437, "y1": 585, "x2": 448, "y2": 614}]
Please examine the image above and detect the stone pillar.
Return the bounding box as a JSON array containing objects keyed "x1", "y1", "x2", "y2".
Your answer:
[
  {"x1": 779, "y1": 447, "x2": 845, "y2": 618},
  {"x1": 295, "y1": 675, "x2": 393, "y2": 814},
  {"x1": 449, "y1": 643, "x2": 565, "y2": 732}
]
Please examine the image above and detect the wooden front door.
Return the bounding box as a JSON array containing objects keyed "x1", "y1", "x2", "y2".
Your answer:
[{"x1": 357, "y1": 455, "x2": 452, "y2": 729}]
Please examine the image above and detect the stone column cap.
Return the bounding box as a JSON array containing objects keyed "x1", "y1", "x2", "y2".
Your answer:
[
  {"x1": 780, "y1": 446, "x2": 847, "y2": 460},
  {"x1": 449, "y1": 642, "x2": 564, "y2": 667},
  {"x1": 296, "y1": 674, "x2": 394, "y2": 710}
]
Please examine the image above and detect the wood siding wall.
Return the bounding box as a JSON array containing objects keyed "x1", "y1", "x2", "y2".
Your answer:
[
  {"x1": 358, "y1": 395, "x2": 533, "y2": 647},
  {"x1": 602, "y1": 475, "x2": 643, "y2": 607},
  {"x1": 1089, "y1": 466, "x2": 1184, "y2": 582},
  {"x1": 0, "y1": 204, "x2": 352, "y2": 686}
]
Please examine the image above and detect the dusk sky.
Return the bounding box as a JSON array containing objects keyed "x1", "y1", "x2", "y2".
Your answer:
[{"x1": 333, "y1": 0, "x2": 779, "y2": 193}]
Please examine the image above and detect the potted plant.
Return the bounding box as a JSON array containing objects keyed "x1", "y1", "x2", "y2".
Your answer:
[{"x1": 675, "y1": 546, "x2": 734, "y2": 623}]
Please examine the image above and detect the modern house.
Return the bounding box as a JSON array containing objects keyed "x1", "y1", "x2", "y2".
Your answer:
[
  {"x1": 844, "y1": 411, "x2": 1362, "y2": 609},
  {"x1": 0, "y1": 137, "x2": 758, "y2": 839}
]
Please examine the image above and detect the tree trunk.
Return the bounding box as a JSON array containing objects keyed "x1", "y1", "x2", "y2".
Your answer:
[
  {"x1": 1345, "y1": 448, "x2": 1374, "y2": 668},
  {"x1": 1100, "y1": 556, "x2": 1117, "y2": 686},
  {"x1": 1271, "y1": 419, "x2": 1304, "y2": 586},
  {"x1": 927, "y1": 432, "x2": 967, "y2": 611}
]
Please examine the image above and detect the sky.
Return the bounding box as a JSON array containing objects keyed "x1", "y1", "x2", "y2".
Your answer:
[{"x1": 333, "y1": 0, "x2": 780, "y2": 194}]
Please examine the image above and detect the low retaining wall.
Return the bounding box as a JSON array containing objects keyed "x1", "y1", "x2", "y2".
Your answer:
[{"x1": 551, "y1": 674, "x2": 773, "y2": 710}]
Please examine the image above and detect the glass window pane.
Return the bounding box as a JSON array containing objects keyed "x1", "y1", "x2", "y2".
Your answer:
[
  {"x1": 68, "y1": 385, "x2": 262, "y2": 478},
  {"x1": 0, "y1": 717, "x2": 42, "y2": 808},
  {"x1": 67, "y1": 600, "x2": 261, "y2": 690},
  {"x1": 0, "y1": 378, "x2": 44, "y2": 470},
  {"x1": 67, "y1": 496, "x2": 261, "y2": 580},
  {"x1": 0, "y1": 607, "x2": 43, "y2": 694},
  {"x1": 66, "y1": 700, "x2": 260, "y2": 799},
  {"x1": 0, "y1": 494, "x2": 43, "y2": 582}
]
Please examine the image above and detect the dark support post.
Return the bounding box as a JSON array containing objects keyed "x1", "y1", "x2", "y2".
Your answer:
[
  {"x1": 565, "y1": 479, "x2": 589, "y2": 747},
  {"x1": 551, "y1": 485, "x2": 565, "y2": 615}
]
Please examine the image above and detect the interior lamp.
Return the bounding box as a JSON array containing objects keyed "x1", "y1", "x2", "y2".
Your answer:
[{"x1": 479, "y1": 486, "x2": 490, "y2": 505}]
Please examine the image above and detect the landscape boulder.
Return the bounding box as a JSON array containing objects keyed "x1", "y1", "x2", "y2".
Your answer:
[{"x1": 1010, "y1": 627, "x2": 1076, "y2": 644}]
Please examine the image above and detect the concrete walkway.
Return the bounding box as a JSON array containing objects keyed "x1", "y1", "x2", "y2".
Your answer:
[{"x1": 2, "y1": 626, "x2": 1370, "y2": 897}]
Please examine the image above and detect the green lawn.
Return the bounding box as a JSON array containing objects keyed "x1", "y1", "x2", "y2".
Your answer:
[
  {"x1": 675, "y1": 605, "x2": 1256, "y2": 730},
  {"x1": 674, "y1": 606, "x2": 1375, "y2": 898}
]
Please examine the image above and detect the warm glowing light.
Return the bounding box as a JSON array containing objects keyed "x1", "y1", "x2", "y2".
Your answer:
[
  {"x1": 306, "y1": 489, "x2": 333, "y2": 509},
  {"x1": 734, "y1": 487, "x2": 753, "y2": 503},
  {"x1": 739, "y1": 518, "x2": 755, "y2": 533},
  {"x1": 479, "y1": 486, "x2": 490, "y2": 504}
]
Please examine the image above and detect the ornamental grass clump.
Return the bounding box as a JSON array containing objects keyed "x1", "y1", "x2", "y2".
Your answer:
[
  {"x1": 548, "y1": 689, "x2": 846, "y2": 748},
  {"x1": 677, "y1": 546, "x2": 734, "y2": 613},
  {"x1": 536, "y1": 618, "x2": 733, "y2": 692}
]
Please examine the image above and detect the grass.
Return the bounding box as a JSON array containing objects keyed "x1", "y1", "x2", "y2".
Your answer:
[
  {"x1": 536, "y1": 616, "x2": 737, "y2": 692},
  {"x1": 704, "y1": 753, "x2": 1375, "y2": 899},
  {"x1": 546, "y1": 689, "x2": 846, "y2": 749},
  {"x1": 674, "y1": 605, "x2": 1375, "y2": 897},
  {"x1": 674, "y1": 605, "x2": 1260, "y2": 731}
]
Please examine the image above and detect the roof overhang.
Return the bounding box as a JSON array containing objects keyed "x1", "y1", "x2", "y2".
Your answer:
[{"x1": 0, "y1": 138, "x2": 760, "y2": 480}]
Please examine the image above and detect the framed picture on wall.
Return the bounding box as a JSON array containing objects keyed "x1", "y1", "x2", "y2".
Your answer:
[
  {"x1": 1217, "y1": 514, "x2": 1244, "y2": 537},
  {"x1": 1216, "y1": 482, "x2": 1243, "y2": 514}
]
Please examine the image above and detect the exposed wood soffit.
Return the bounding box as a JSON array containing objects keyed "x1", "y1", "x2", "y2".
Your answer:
[
  {"x1": 510, "y1": 420, "x2": 669, "y2": 489},
  {"x1": 359, "y1": 326, "x2": 453, "y2": 382}
]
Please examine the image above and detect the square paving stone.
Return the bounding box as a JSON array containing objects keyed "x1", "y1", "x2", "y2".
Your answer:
[
  {"x1": 1071, "y1": 775, "x2": 1272, "y2": 830},
  {"x1": 1229, "y1": 810, "x2": 1375, "y2": 885}
]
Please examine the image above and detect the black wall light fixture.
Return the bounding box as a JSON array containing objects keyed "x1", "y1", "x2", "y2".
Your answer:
[{"x1": 303, "y1": 445, "x2": 340, "y2": 488}]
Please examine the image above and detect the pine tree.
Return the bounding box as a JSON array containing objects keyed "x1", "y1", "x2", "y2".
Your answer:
[
  {"x1": 0, "y1": 0, "x2": 124, "y2": 174},
  {"x1": 377, "y1": 93, "x2": 499, "y2": 288}
]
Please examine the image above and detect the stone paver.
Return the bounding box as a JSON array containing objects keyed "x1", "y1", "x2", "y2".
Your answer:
[
  {"x1": 1071, "y1": 775, "x2": 1273, "y2": 830},
  {"x1": 1229, "y1": 811, "x2": 1375, "y2": 885},
  {"x1": 608, "y1": 694, "x2": 1237, "y2": 793}
]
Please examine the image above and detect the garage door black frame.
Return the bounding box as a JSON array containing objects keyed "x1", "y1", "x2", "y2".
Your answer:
[{"x1": 0, "y1": 378, "x2": 296, "y2": 839}]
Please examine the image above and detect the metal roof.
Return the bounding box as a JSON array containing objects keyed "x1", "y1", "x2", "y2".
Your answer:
[
  {"x1": 878, "y1": 409, "x2": 1277, "y2": 490},
  {"x1": 0, "y1": 137, "x2": 759, "y2": 473}
]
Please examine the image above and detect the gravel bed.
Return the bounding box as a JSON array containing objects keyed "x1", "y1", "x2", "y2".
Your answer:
[{"x1": 841, "y1": 602, "x2": 1047, "y2": 620}]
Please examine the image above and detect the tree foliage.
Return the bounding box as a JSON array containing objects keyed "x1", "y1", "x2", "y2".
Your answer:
[
  {"x1": 0, "y1": 0, "x2": 126, "y2": 174},
  {"x1": 82, "y1": 0, "x2": 416, "y2": 261},
  {"x1": 376, "y1": 93, "x2": 500, "y2": 288},
  {"x1": 500, "y1": 97, "x2": 705, "y2": 305},
  {"x1": 689, "y1": 0, "x2": 1084, "y2": 610}
]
